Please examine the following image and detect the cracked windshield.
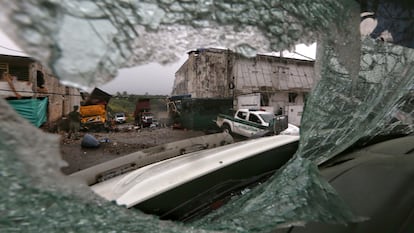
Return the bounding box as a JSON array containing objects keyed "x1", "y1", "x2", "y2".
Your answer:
[{"x1": 1, "y1": 1, "x2": 413, "y2": 233}]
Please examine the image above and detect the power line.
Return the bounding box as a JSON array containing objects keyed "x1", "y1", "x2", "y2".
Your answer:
[
  {"x1": 0, "y1": 88, "x2": 168, "y2": 99},
  {"x1": 0, "y1": 88, "x2": 82, "y2": 97}
]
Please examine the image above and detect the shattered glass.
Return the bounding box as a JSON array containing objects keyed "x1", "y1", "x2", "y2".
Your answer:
[
  {"x1": 0, "y1": 0, "x2": 341, "y2": 88},
  {"x1": 0, "y1": 0, "x2": 413, "y2": 233},
  {"x1": 298, "y1": 37, "x2": 414, "y2": 165},
  {"x1": 193, "y1": 156, "x2": 363, "y2": 232}
]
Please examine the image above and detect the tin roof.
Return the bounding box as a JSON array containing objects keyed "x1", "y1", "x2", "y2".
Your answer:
[
  {"x1": 0, "y1": 31, "x2": 29, "y2": 57},
  {"x1": 234, "y1": 54, "x2": 314, "y2": 91}
]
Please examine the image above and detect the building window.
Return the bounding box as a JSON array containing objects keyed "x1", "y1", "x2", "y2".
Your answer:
[
  {"x1": 288, "y1": 92, "x2": 298, "y2": 103},
  {"x1": 260, "y1": 93, "x2": 269, "y2": 106},
  {"x1": 0, "y1": 63, "x2": 8, "y2": 76},
  {"x1": 37, "y1": 70, "x2": 45, "y2": 89},
  {"x1": 9, "y1": 65, "x2": 29, "y2": 81}
]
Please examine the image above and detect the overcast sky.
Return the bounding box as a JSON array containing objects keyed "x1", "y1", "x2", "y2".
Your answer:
[
  {"x1": 99, "y1": 56, "x2": 188, "y2": 96},
  {"x1": 0, "y1": 30, "x2": 316, "y2": 95}
]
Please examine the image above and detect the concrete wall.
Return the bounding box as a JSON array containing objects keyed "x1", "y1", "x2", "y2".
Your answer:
[
  {"x1": 173, "y1": 49, "x2": 232, "y2": 98},
  {"x1": 172, "y1": 48, "x2": 314, "y2": 125},
  {"x1": 30, "y1": 62, "x2": 81, "y2": 123},
  {"x1": 1, "y1": 55, "x2": 81, "y2": 127}
]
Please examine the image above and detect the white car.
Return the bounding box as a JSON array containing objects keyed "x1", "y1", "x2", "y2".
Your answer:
[
  {"x1": 114, "y1": 113, "x2": 126, "y2": 124},
  {"x1": 216, "y1": 109, "x2": 294, "y2": 137}
]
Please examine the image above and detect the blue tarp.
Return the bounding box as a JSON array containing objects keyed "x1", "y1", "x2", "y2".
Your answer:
[{"x1": 7, "y1": 98, "x2": 48, "y2": 127}]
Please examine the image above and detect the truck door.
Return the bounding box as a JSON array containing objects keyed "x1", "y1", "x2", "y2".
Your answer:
[
  {"x1": 233, "y1": 110, "x2": 249, "y2": 136},
  {"x1": 245, "y1": 113, "x2": 264, "y2": 136},
  {"x1": 234, "y1": 111, "x2": 260, "y2": 137}
]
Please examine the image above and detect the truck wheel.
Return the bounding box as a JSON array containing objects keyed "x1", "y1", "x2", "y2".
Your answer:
[{"x1": 222, "y1": 124, "x2": 232, "y2": 134}]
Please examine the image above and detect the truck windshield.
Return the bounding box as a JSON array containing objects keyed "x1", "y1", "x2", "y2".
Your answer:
[
  {"x1": 3, "y1": 1, "x2": 414, "y2": 233},
  {"x1": 259, "y1": 113, "x2": 275, "y2": 123}
]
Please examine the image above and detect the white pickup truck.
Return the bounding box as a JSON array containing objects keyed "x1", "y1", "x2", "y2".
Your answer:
[{"x1": 216, "y1": 109, "x2": 299, "y2": 138}]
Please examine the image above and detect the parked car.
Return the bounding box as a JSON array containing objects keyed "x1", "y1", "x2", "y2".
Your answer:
[
  {"x1": 114, "y1": 112, "x2": 126, "y2": 124},
  {"x1": 134, "y1": 98, "x2": 153, "y2": 127},
  {"x1": 215, "y1": 109, "x2": 292, "y2": 137},
  {"x1": 137, "y1": 112, "x2": 154, "y2": 128}
]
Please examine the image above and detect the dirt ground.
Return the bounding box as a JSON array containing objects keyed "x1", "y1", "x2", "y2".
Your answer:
[{"x1": 59, "y1": 124, "x2": 206, "y2": 175}]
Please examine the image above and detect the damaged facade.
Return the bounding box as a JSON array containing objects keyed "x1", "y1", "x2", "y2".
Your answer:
[
  {"x1": 0, "y1": 54, "x2": 81, "y2": 127},
  {"x1": 172, "y1": 48, "x2": 315, "y2": 126}
]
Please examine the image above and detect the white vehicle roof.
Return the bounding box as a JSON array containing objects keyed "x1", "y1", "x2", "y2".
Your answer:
[
  {"x1": 238, "y1": 109, "x2": 273, "y2": 115},
  {"x1": 91, "y1": 134, "x2": 299, "y2": 208}
]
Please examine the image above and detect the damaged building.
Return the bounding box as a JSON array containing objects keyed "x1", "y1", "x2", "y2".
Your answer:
[
  {"x1": 0, "y1": 53, "x2": 81, "y2": 128},
  {"x1": 172, "y1": 48, "x2": 315, "y2": 126}
]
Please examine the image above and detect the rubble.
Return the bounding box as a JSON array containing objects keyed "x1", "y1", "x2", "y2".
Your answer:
[{"x1": 60, "y1": 126, "x2": 210, "y2": 174}]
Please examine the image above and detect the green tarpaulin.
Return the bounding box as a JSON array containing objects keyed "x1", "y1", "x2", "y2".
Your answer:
[{"x1": 7, "y1": 98, "x2": 48, "y2": 127}]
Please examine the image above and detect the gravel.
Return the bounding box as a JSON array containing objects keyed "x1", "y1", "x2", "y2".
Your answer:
[{"x1": 60, "y1": 125, "x2": 206, "y2": 174}]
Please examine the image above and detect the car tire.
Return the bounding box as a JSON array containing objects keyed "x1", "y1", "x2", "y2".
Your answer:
[{"x1": 222, "y1": 124, "x2": 232, "y2": 134}]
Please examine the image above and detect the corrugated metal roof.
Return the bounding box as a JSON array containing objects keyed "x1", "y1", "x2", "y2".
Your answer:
[
  {"x1": 0, "y1": 31, "x2": 29, "y2": 57},
  {"x1": 234, "y1": 55, "x2": 314, "y2": 92},
  {"x1": 173, "y1": 47, "x2": 315, "y2": 97}
]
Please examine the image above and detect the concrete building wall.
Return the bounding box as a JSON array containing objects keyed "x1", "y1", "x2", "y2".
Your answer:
[
  {"x1": 172, "y1": 60, "x2": 189, "y2": 96},
  {"x1": 1, "y1": 55, "x2": 80, "y2": 126},
  {"x1": 174, "y1": 49, "x2": 313, "y2": 96},
  {"x1": 172, "y1": 48, "x2": 315, "y2": 125},
  {"x1": 269, "y1": 92, "x2": 287, "y2": 111},
  {"x1": 29, "y1": 62, "x2": 81, "y2": 123},
  {"x1": 173, "y1": 48, "x2": 233, "y2": 98}
]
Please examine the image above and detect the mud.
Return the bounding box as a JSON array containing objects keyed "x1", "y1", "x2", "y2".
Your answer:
[{"x1": 59, "y1": 124, "x2": 206, "y2": 174}]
